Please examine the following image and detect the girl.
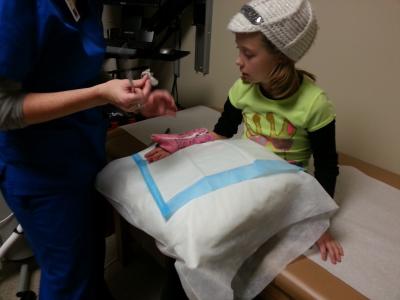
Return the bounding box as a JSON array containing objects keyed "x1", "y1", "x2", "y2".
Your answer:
[{"x1": 146, "y1": 0, "x2": 344, "y2": 265}]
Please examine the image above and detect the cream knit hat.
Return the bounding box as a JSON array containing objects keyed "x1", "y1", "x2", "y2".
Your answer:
[{"x1": 228, "y1": 0, "x2": 318, "y2": 62}]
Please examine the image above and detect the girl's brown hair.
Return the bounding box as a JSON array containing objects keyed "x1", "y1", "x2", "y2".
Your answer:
[{"x1": 260, "y1": 33, "x2": 316, "y2": 99}]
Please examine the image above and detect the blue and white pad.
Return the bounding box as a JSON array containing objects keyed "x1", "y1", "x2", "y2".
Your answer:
[
  {"x1": 96, "y1": 139, "x2": 338, "y2": 300},
  {"x1": 132, "y1": 140, "x2": 301, "y2": 220}
]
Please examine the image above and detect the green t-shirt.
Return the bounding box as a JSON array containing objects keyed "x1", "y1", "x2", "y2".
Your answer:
[{"x1": 229, "y1": 77, "x2": 335, "y2": 167}]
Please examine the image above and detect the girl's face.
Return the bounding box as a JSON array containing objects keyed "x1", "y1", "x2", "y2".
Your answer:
[{"x1": 235, "y1": 32, "x2": 278, "y2": 85}]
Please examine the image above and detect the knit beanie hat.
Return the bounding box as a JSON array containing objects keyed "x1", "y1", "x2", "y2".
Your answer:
[{"x1": 228, "y1": 0, "x2": 318, "y2": 62}]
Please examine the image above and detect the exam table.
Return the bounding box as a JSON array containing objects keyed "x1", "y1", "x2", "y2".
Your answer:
[{"x1": 105, "y1": 106, "x2": 400, "y2": 300}]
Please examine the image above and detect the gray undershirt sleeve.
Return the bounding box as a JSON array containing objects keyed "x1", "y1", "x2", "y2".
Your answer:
[{"x1": 0, "y1": 78, "x2": 26, "y2": 130}]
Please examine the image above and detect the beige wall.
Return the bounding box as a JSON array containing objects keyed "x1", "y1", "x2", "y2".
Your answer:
[{"x1": 177, "y1": 0, "x2": 400, "y2": 174}]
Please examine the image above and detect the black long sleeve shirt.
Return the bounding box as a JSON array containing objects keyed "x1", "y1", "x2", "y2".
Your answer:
[{"x1": 214, "y1": 98, "x2": 339, "y2": 197}]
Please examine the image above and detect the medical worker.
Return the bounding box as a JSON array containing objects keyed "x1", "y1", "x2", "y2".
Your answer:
[{"x1": 0, "y1": 1, "x2": 176, "y2": 300}]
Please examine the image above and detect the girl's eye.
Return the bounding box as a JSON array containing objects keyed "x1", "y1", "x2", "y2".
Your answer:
[
  {"x1": 237, "y1": 47, "x2": 255, "y2": 59},
  {"x1": 244, "y1": 53, "x2": 254, "y2": 59}
]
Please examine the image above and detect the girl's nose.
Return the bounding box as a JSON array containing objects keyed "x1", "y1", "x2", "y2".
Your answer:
[{"x1": 235, "y1": 56, "x2": 243, "y2": 67}]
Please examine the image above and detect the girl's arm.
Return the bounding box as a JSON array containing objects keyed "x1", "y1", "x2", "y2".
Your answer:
[
  {"x1": 308, "y1": 120, "x2": 343, "y2": 264},
  {"x1": 213, "y1": 97, "x2": 243, "y2": 138},
  {"x1": 308, "y1": 120, "x2": 339, "y2": 197},
  {"x1": 145, "y1": 98, "x2": 242, "y2": 162}
]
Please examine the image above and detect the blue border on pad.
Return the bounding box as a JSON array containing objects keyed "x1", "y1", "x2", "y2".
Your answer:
[{"x1": 132, "y1": 154, "x2": 301, "y2": 220}]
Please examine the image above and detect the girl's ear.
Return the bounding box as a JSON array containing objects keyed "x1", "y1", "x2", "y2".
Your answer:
[{"x1": 275, "y1": 51, "x2": 292, "y2": 65}]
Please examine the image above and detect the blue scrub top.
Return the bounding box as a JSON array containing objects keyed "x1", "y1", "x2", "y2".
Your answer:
[{"x1": 0, "y1": 0, "x2": 107, "y2": 194}]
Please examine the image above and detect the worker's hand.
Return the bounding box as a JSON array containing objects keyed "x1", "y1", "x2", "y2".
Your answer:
[
  {"x1": 98, "y1": 77, "x2": 151, "y2": 112},
  {"x1": 139, "y1": 89, "x2": 177, "y2": 117},
  {"x1": 145, "y1": 146, "x2": 171, "y2": 163},
  {"x1": 315, "y1": 230, "x2": 344, "y2": 264}
]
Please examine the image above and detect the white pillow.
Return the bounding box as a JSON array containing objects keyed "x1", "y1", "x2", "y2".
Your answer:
[{"x1": 96, "y1": 139, "x2": 338, "y2": 300}]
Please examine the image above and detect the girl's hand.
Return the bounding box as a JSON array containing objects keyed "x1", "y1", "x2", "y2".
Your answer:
[
  {"x1": 145, "y1": 146, "x2": 171, "y2": 163},
  {"x1": 140, "y1": 89, "x2": 177, "y2": 117},
  {"x1": 315, "y1": 230, "x2": 344, "y2": 264}
]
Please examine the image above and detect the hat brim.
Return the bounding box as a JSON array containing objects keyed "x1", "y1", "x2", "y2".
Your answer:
[{"x1": 227, "y1": 13, "x2": 260, "y2": 33}]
